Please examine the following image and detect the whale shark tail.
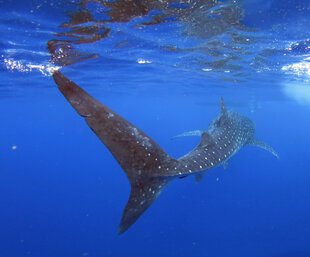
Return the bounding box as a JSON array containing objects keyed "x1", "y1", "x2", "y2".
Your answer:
[{"x1": 53, "y1": 71, "x2": 176, "y2": 234}]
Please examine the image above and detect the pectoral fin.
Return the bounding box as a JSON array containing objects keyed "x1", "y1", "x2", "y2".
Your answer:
[
  {"x1": 247, "y1": 138, "x2": 279, "y2": 159},
  {"x1": 172, "y1": 130, "x2": 204, "y2": 139}
]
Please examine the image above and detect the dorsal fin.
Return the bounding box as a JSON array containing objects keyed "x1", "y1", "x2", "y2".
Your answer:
[
  {"x1": 53, "y1": 71, "x2": 176, "y2": 234},
  {"x1": 220, "y1": 97, "x2": 227, "y2": 116},
  {"x1": 199, "y1": 132, "x2": 215, "y2": 147},
  {"x1": 217, "y1": 97, "x2": 229, "y2": 126}
]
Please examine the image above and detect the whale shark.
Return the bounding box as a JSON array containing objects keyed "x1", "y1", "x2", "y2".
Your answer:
[{"x1": 53, "y1": 71, "x2": 279, "y2": 234}]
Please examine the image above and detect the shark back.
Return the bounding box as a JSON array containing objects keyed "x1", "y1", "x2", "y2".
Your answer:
[
  {"x1": 173, "y1": 99, "x2": 278, "y2": 181},
  {"x1": 174, "y1": 99, "x2": 255, "y2": 175}
]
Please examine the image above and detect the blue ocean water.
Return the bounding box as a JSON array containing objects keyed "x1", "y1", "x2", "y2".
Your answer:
[{"x1": 1, "y1": 0, "x2": 310, "y2": 256}]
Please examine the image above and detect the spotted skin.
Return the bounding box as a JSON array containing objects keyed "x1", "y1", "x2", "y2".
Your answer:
[
  {"x1": 53, "y1": 71, "x2": 279, "y2": 234},
  {"x1": 175, "y1": 110, "x2": 255, "y2": 175}
]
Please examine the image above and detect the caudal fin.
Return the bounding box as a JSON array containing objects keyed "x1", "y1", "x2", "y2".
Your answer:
[{"x1": 53, "y1": 71, "x2": 177, "y2": 233}]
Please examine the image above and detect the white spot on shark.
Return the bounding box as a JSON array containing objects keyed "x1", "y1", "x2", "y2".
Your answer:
[{"x1": 107, "y1": 113, "x2": 114, "y2": 118}]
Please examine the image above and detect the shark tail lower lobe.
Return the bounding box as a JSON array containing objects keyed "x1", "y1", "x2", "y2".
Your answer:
[
  {"x1": 118, "y1": 177, "x2": 171, "y2": 234},
  {"x1": 53, "y1": 71, "x2": 175, "y2": 234}
]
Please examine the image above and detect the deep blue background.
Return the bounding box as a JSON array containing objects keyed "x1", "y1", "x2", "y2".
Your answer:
[{"x1": 1, "y1": 0, "x2": 310, "y2": 256}]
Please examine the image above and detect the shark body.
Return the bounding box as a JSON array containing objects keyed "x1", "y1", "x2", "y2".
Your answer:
[{"x1": 53, "y1": 71, "x2": 279, "y2": 234}]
